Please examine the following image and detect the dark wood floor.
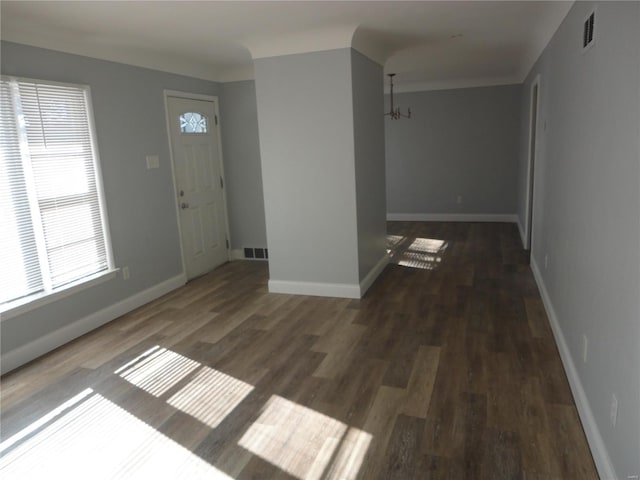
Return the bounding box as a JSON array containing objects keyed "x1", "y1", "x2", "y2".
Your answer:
[{"x1": 0, "y1": 222, "x2": 598, "y2": 479}]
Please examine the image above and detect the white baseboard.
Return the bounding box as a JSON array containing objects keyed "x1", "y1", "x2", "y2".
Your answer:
[
  {"x1": 231, "y1": 249, "x2": 245, "y2": 260},
  {"x1": 387, "y1": 213, "x2": 518, "y2": 223},
  {"x1": 530, "y1": 259, "x2": 618, "y2": 480},
  {"x1": 517, "y1": 219, "x2": 527, "y2": 248},
  {"x1": 268, "y1": 279, "x2": 361, "y2": 299},
  {"x1": 1, "y1": 273, "x2": 187, "y2": 375},
  {"x1": 268, "y1": 254, "x2": 389, "y2": 300},
  {"x1": 359, "y1": 253, "x2": 389, "y2": 297}
]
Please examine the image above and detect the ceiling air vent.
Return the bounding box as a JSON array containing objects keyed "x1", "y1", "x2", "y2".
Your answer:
[{"x1": 583, "y1": 11, "x2": 595, "y2": 50}]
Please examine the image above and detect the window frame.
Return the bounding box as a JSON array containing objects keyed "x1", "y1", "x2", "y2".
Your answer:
[{"x1": 0, "y1": 75, "x2": 117, "y2": 320}]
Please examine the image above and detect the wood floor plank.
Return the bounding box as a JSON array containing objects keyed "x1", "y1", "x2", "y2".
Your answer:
[
  {"x1": 315, "y1": 357, "x2": 389, "y2": 427},
  {"x1": 380, "y1": 414, "x2": 425, "y2": 480},
  {"x1": 157, "y1": 409, "x2": 214, "y2": 451},
  {"x1": 546, "y1": 405, "x2": 599, "y2": 480},
  {"x1": 532, "y1": 338, "x2": 576, "y2": 405},
  {"x1": 459, "y1": 392, "x2": 488, "y2": 478},
  {"x1": 402, "y1": 345, "x2": 440, "y2": 419},
  {"x1": 524, "y1": 297, "x2": 551, "y2": 340},
  {"x1": 312, "y1": 323, "x2": 367, "y2": 379},
  {"x1": 0, "y1": 222, "x2": 599, "y2": 480},
  {"x1": 195, "y1": 299, "x2": 268, "y2": 344},
  {"x1": 382, "y1": 332, "x2": 422, "y2": 389},
  {"x1": 248, "y1": 295, "x2": 307, "y2": 331},
  {"x1": 356, "y1": 385, "x2": 406, "y2": 479},
  {"x1": 480, "y1": 428, "x2": 524, "y2": 480},
  {"x1": 79, "y1": 317, "x2": 174, "y2": 369},
  {"x1": 413, "y1": 454, "x2": 458, "y2": 480},
  {"x1": 517, "y1": 377, "x2": 559, "y2": 477}
]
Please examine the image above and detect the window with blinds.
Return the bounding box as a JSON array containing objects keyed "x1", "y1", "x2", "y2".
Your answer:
[{"x1": 0, "y1": 77, "x2": 112, "y2": 308}]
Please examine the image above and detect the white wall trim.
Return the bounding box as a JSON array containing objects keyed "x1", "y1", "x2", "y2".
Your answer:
[
  {"x1": 1, "y1": 269, "x2": 118, "y2": 321},
  {"x1": 230, "y1": 249, "x2": 245, "y2": 260},
  {"x1": 387, "y1": 213, "x2": 518, "y2": 223},
  {"x1": 359, "y1": 254, "x2": 390, "y2": 297},
  {"x1": 163, "y1": 89, "x2": 218, "y2": 103},
  {"x1": 268, "y1": 279, "x2": 361, "y2": 299},
  {"x1": 523, "y1": 74, "x2": 541, "y2": 251},
  {"x1": 530, "y1": 259, "x2": 618, "y2": 480},
  {"x1": 1, "y1": 274, "x2": 186, "y2": 375},
  {"x1": 247, "y1": 25, "x2": 357, "y2": 60},
  {"x1": 267, "y1": 254, "x2": 388, "y2": 300}
]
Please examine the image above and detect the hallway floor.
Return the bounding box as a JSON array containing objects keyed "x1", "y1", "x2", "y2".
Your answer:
[{"x1": 0, "y1": 222, "x2": 598, "y2": 479}]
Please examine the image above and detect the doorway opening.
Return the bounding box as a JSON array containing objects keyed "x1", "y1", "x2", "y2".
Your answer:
[{"x1": 525, "y1": 76, "x2": 540, "y2": 253}]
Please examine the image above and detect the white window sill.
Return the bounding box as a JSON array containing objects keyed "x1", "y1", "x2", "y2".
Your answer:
[{"x1": 0, "y1": 269, "x2": 119, "y2": 321}]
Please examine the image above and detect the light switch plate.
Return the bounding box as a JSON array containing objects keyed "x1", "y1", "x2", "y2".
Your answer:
[{"x1": 146, "y1": 155, "x2": 160, "y2": 169}]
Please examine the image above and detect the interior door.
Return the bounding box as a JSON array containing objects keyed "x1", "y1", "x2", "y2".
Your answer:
[{"x1": 166, "y1": 96, "x2": 229, "y2": 279}]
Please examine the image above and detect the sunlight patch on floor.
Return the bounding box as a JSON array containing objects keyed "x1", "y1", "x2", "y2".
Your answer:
[
  {"x1": 395, "y1": 237, "x2": 448, "y2": 270},
  {"x1": 386, "y1": 234, "x2": 405, "y2": 253},
  {"x1": 117, "y1": 346, "x2": 254, "y2": 429},
  {"x1": 322, "y1": 427, "x2": 372, "y2": 480},
  {"x1": 239, "y1": 395, "x2": 371, "y2": 480},
  {"x1": 408, "y1": 238, "x2": 447, "y2": 253},
  {"x1": 4, "y1": 348, "x2": 373, "y2": 479},
  {"x1": 117, "y1": 346, "x2": 200, "y2": 397},
  {"x1": 398, "y1": 251, "x2": 442, "y2": 270},
  {"x1": 0, "y1": 388, "x2": 233, "y2": 479},
  {"x1": 167, "y1": 366, "x2": 254, "y2": 428}
]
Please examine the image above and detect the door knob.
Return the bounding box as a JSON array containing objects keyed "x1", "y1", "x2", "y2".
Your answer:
[
  {"x1": 179, "y1": 190, "x2": 185, "y2": 197},
  {"x1": 181, "y1": 202, "x2": 189, "y2": 209}
]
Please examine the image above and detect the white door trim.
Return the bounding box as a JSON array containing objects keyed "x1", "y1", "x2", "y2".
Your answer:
[
  {"x1": 163, "y1": 90, "x2": 231, "y2": 278},
  {"x1": 524, "y1": 75, "x2": 541, "y2": 251}
]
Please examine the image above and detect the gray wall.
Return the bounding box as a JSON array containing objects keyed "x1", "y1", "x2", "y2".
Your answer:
[
  {"x1": 254, "y1": 48, "x2": 360, "y2": 286},
  {"x1": 219, "y1": 80, "x2": 267, "y2": 250},
  {"x1": 1, "y1": 42, "x2": 219, "y2": 357},
  {"x1": 516, "y1": 2, "x2": 640, "y2": 477},
  {"x1": 351, "y1": 50, "x2": 387, "y2": 281},
  {"x1": 385, "y1": 84, "x2": 521, "y2": 215}
]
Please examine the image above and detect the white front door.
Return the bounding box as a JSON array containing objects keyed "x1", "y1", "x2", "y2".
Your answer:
[{"x1": 166, "y1": 95, "x2": 229, "y2": 279}]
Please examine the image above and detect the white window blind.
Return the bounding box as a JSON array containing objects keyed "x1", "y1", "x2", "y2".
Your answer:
[{"x1": 0, "y1": 77, "x2": 111, "y2": 307}]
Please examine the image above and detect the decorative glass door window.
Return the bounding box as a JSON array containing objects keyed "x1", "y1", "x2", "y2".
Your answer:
[{"x1": 179, "y1": 112, "x2": 208, "y2": 133}]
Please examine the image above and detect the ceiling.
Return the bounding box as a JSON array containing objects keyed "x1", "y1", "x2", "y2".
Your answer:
[{"x1": 1, "y1": 1, "x2": 572, "y2": 91}]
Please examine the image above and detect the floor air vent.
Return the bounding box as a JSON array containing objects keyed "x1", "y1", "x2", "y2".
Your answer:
[{"x1": 243, "y1": 247, "x2": 268, "y2": 260}]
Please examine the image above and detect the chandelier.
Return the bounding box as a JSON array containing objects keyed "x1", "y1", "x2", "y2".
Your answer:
[{"x1": 384, "y1": 73, "x2": 411, "y2": 120}]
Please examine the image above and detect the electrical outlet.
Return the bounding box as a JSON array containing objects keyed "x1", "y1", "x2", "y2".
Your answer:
[
  {"x1": 582, "y1": 334, "x2": 588, "y2": 363},
  {"x1": 145, "y1": 155, "x2": 160, "y2": 169},
  {"x1": 456, "y1": 195, "x2": 462, "y2": 204},
  {"x1": 610, "y1": 393, "x2": 618, "y2": 427},
  {"x1": 122, "y1": 266, "x2": 130, "y2": 280},
  {"x1": 544, "y1": 254, "x2": 549, "y2": 269}
]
